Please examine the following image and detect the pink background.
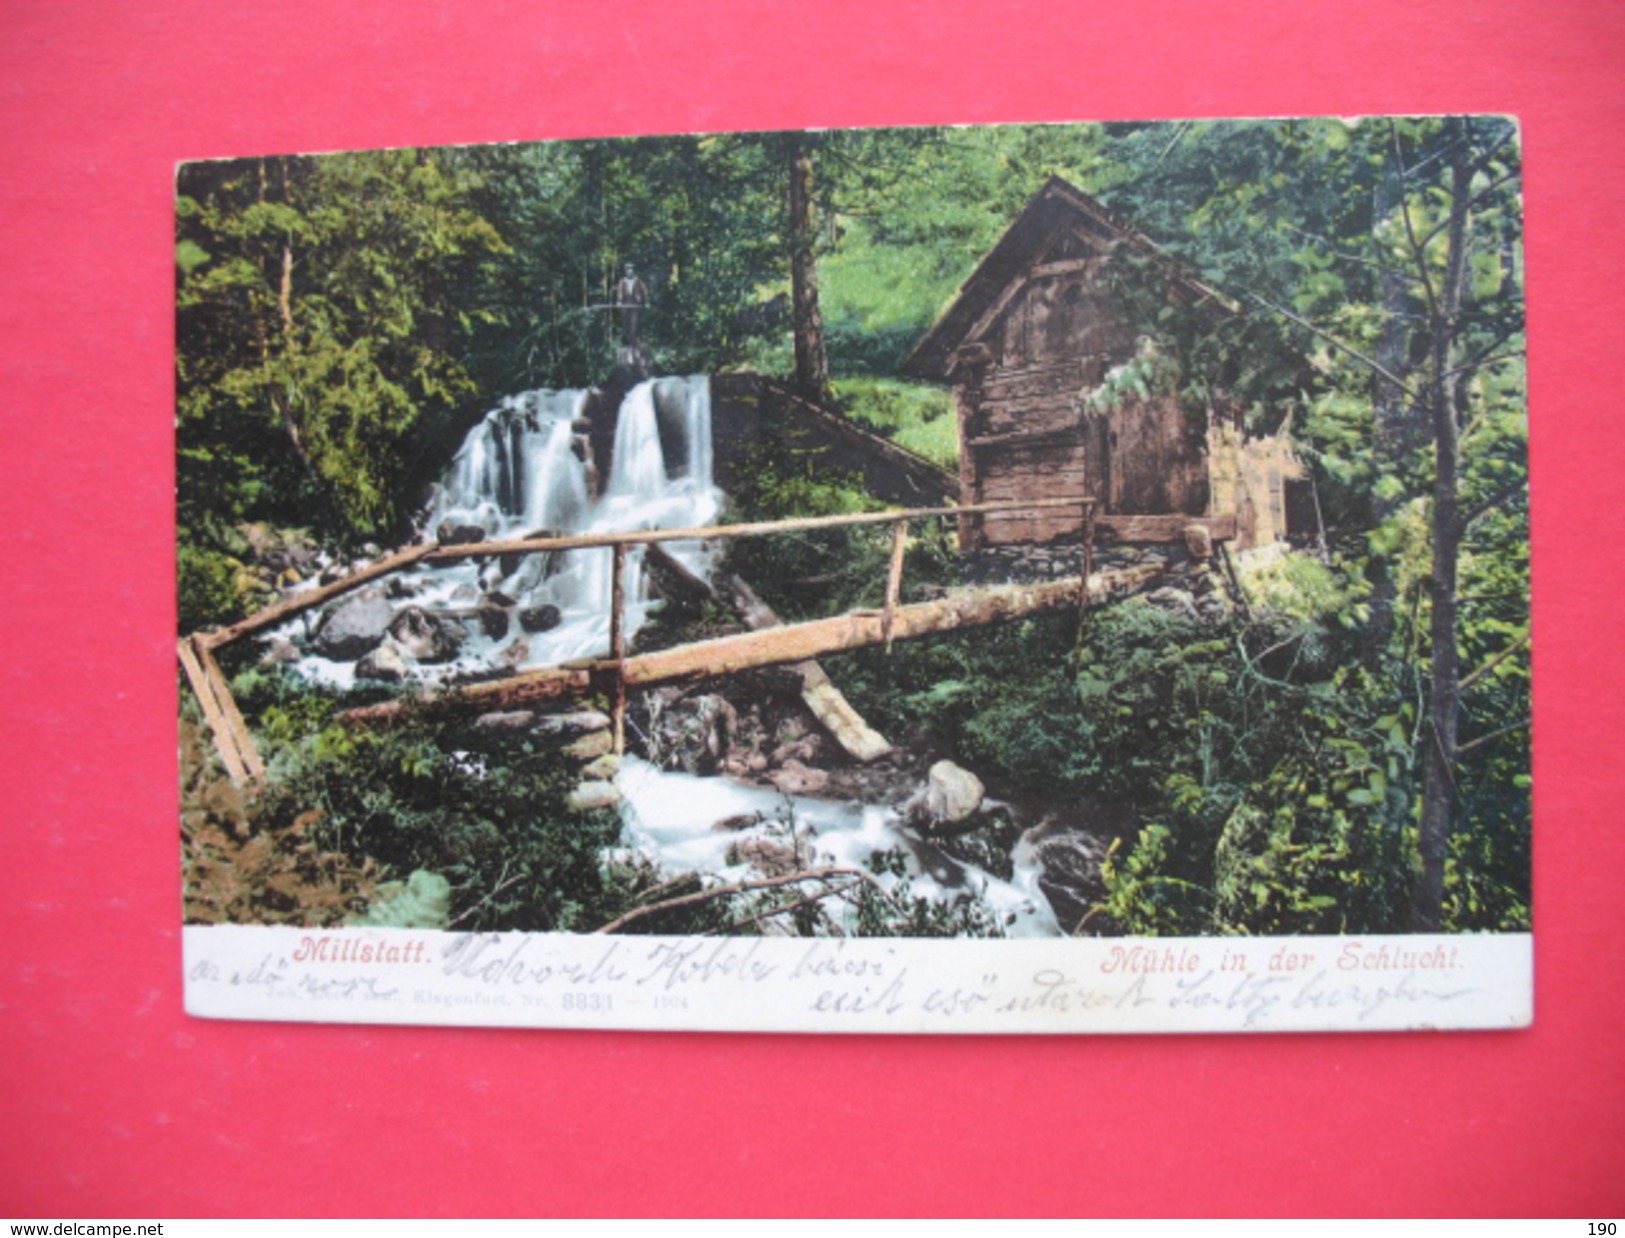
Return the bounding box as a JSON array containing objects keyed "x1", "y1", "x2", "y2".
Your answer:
[{"x1": 3, "y1": 0, "x2": 1621, "y2": 1217}]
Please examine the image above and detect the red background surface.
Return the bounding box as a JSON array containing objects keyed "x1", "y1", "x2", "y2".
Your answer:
[{"x1": 3, "y1": 0, "x2": 1621, "y2": 1217}]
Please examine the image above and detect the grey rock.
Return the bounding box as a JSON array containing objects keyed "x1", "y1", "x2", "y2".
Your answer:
[
  {"x1": 567, "y1": 782, "x2": 622, "y2": 812},
  {"x1": 472, "y1": 710, "x2": 537, "y2": 732},
  {"x1": 925, "y1": 759, "x2": 985, "y2": 826},
  {"x1": 313, "y1": 588, "x2": 395, "y2": 660},
  {"x1": 519, "y1": 604, "x2": 563, "y2": 634},
  {"x1": 477, "y1": 604, "x2": 510, "y2": 640},
  {"x1": 355, "y1": 638, "x2": 412, "y2": 683},
  {"x1": 1012, "y1": 821, "x2": 1108, "y2": 935},
  {"x1": 435, "y1": 520, "x2": 487, "y2": 547},
  {"x1": 388, "y1": 606, "x2": 465, "y2": 663}
]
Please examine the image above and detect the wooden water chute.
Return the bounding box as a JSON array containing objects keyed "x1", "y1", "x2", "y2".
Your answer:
[
  {"x1": 178, "y1": 494, "x2": 1225, "y2": 782},
  {"x1": 902, "y1": 175, "x2": 1313, "y2": 554}
]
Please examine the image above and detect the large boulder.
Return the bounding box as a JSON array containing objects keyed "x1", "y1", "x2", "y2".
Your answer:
[
  {"x1": 355, "y1": 638, "x2": 412, "y2": 683},
  {"x1": 533, "y1": 710, "x2": 612, "y2": 737},
  {"x1": 435, "y1": 520, "x2": 487, "y2": 547},
  {"x1": 312, "y1": 588, "x2": 395, "y2": 660},
  {"x1": 924, "y1": 760, "x2": 985, "y2": 827},
  {"x1": 1011, "y1": 821, "x2": 1108, "y2": 935},
  {"x1": 387, "y1": 606, "x2": 465, "y2": 663},
  {"x1": 518, "y1": 604, "x2": 563, "y2": 634}
]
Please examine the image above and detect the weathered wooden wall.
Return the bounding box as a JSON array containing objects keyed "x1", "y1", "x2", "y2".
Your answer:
[
  {"x1": 1207, "y1": 419, "x2": 1305, "y2": 549},
  {"x1": 956, "y1": 253, "x2": 1207, "y2": 547}
]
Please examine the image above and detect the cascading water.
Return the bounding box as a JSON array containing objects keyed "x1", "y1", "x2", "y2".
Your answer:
[
  {"x1": 610, "y1": 756, "x2": 1063, "y2": 937},
  {"x1": 284, "y1": 375, "x2": 718, "y2": 687},
  {"x1": 280, "y1": 370, "x2": 1063, "y2": 937},
  {"x1": 429, "y1": 373, "x2": 721, "y2": 669}
]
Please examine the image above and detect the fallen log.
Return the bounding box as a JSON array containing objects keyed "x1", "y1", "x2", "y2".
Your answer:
[
  {"x1": 719, "y1": 574, "x2": 892, "y2": 763},
  {"x1": 338, "y1": 562, "x2": 1162, "y2": 728}
]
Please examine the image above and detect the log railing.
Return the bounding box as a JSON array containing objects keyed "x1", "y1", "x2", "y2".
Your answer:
[{"x1": 180, "y1": 494, "x2": 1205, "y2": 785}]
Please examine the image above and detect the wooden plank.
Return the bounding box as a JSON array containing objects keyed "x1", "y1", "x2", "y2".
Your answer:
[
  {"x1": 1095, "y1": 513, "x2": 1237, "y2": 543},
  {"x1": 340, "y1": 665, "x2": 593, "y2": 723},
  {"x1": 178, "y1": 637, "x2": 249, "y2": 785},
  {"x1": 720, "y1": 575, "x2": 892, "y2": 763},
  {"x1": 179, "y1": 636, "x2": 266, "y2": 785},
  {"x1": 883, "y1": 520, "x2": 908, "y2": 652},
  {"x1": 646, "y1": 542, "x2": 719, "y2": 602}
]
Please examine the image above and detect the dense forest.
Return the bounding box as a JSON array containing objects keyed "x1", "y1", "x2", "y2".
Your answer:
[{"x1": 177, "y1": 118, "x2": 1529, "y2": 937}]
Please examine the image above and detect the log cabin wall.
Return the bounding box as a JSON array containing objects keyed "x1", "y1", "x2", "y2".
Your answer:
[
  {"x1": 951, "y1": 232, "x2": 1208, "y2": 549},
  {"x1": 906, "y1": 176, "x2": 1300, "y2": 553}
]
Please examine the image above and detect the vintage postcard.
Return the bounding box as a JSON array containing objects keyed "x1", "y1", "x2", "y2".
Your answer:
[{"x1": 177, "y1": 116, "x2": 1530, "y2": 1032}]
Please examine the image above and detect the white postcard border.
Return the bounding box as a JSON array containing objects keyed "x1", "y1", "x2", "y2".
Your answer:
[{"x1": 184, "y1": 926, "x2": 1530, "y2": 1034}]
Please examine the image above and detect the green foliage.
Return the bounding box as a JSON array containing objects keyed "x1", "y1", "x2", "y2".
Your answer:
[
  {"x1": 350, "y1": 870, "x2": 452, "y2": 929},
  {"x1": 719, "y1": 438, "x2": 894, "y2": 621},
  {"x1": 837, "y1": 612, "x2": 1095, "y2": 796},
  {"x1": 831, "y1": 376, "x2": 958, "y2": 469},
  {"x1": 174, "y1": 117, "x2": 1528, "y2": 937},
  {"x1": 176, "y1": 149, "x2": 508, "y2": 629}
]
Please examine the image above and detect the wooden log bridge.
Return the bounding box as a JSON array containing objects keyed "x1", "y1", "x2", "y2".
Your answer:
[
  {"x1": 180, "y1": 494, "x2": 1228, "y2": 781},
  {"x1": 338, "y1": 559, "x2": 1161, "y2": 727}
]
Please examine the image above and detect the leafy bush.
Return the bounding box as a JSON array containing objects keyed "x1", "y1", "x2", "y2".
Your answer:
[
  {"x1": 180, "y1": 720, "x2": 382, "y2": 926},
  {"x1": 832, "y1": 376, "x2": 958, "y2": 469}
]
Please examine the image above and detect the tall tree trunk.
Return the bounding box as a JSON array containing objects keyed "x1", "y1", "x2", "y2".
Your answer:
[
  {"x1": 1365, "y1": 151, "x2": 1422, "y2": 662},
  {"x1": 1411, "y1": 119, "x2": 1474, "y2": 932},
  {"x1": 786, "y1": 133, "x2": 831, "y2": 405}
]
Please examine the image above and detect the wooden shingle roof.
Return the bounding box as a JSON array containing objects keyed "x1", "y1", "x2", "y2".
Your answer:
[{"x1": 900, "y1": 175, "x2": 1230, "y2": 381}]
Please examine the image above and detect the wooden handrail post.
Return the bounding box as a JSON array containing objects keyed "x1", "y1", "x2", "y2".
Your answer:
[
  {"x1": 609, "y1": 542, "x2": 629, "y2": 756},
  {"x1": 178, "y1": 635, "x2": 266, "y2": 787},
  {"x1": 1082, "y1": 500, "x2": 1097, "y2": 590},
  {"x1": 883, "y1": 519, "x2": 909, "y2": 653},
  {"x1": 1078, "y1": 499, "x2": 1097, "y2": 637}
]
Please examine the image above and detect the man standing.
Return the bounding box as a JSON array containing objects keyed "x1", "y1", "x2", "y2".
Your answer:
[{"x1": 614, "y1": 262, "x2": 648, "y2": 346}]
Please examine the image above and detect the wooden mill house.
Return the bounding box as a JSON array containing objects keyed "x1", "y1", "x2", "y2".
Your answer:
[{"x1": 902, "y1": 176, "x2": 1311, "y2": 552}]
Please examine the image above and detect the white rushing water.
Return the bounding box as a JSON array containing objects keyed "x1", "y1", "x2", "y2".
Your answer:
[
  {"x1": 280, "y1": 371, "x2": 1062, "y2": 937},
  {"x1": 285, "y1": 375, "x2": 719, "y2": 687},
  {"x1": 612, "y1": 756, "x2": 1062, "y2": 937}
]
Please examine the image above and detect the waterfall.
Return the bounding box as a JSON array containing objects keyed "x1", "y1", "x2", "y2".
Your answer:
[{"x1": 289, "y1": 376, "x2": 718, "y2": 687}]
